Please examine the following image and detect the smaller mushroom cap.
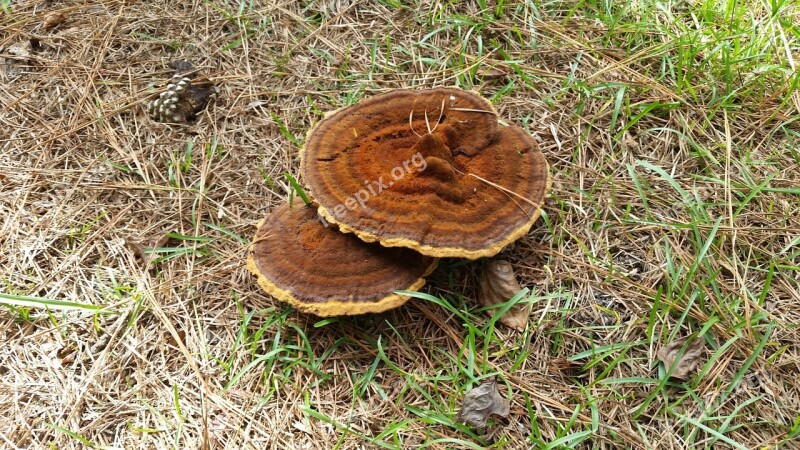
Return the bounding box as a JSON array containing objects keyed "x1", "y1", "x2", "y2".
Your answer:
[{"x1": 247, "y1": 203, "x2": 438, "y2": 316}]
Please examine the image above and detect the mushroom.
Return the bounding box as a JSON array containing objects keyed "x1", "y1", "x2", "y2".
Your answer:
[
  {"x1": 300, "y1": 88, "x2": 551, "y2": 259},
  {"x1": 247, "y1": 203, "x2": 438, "y2": 316}
]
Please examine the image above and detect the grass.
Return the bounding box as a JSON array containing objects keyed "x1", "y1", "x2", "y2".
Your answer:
[{"x1": 1, "y1": 0, "x2": 799, "y2": 448}]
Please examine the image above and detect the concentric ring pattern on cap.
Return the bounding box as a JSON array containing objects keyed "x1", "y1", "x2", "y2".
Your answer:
[
  {"x1": 300, "y1": 88, "x2": 551, "y2": 259},
  {"x1": 247, "y1": 203, "x2": 438, "y2": 316}
]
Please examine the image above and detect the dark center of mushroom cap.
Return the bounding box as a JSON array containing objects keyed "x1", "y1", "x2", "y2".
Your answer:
[{"x1": 410, "y1": 133, "x2": 458, "y2": 182}]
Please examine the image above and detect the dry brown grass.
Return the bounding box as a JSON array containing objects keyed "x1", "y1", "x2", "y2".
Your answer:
[{"x1": 1, "y1": 1, "x2": 799, "y2": 449}]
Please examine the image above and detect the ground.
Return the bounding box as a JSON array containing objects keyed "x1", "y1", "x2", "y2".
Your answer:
[{"x1": 1, "y1": 1, "x2": 799, "y2": 449}]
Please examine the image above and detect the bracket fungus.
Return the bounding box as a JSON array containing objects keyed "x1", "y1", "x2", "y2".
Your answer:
[
  {"x1": 300, "y1": 88, "x2": 551, "y2": 259},
  {"x1": 247, "y1": 203, "x2": 438, "y2": 316}
]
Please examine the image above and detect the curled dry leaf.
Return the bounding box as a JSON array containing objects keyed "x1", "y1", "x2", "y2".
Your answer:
[
  {"x1": 56, "y1": 344, "x2": 77, "y2": 365},
  {"x1": 549, "y1": 357, "x2": 582, "y2": 375},
  {"x1": 478, "y1": 260, "x2": 531, "y2": 331},
  {"x1": 43, "y1": 12, "x2": 67, "y2": 31},
  {"x1": 456, "y1": 377, "x2": 510, "y2": 428},
  {"x1": 656, "y1": 335, "x2": 705, "y2": 380}
]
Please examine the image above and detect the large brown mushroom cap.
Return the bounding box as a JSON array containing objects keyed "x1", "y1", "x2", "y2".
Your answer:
[
  {"x1": 246, "y1": 203, "x2": 438, "y2": 316},
  {"x1": 300, "y1": 88, "x2": 551, "y2": 259}
]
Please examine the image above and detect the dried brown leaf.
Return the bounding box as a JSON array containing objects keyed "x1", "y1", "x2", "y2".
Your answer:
[
  {"x1": 153, "y1": 234, "x2": 171, "y2": 249},
  {"x1": 126, "y1": 234, "x2": 171, "y2": 268},
  {"x1": 125, "y1": 238, "x2": 147, "y2": 267},
  {"x1": 168, "y1": 59, "x2": 194, "y2": 73},
  {"x1": 549, "y1": 357, "x2": 582, "y2": 375},
  {"x1": 478, "y1": 260, "x2": 530, "y2": 331},
  {"x1": 43, "y1": 12, "x2": 67, "y2": 31},
  {"x1": 656, "y1": 335, "x2": 705, "y2": 380},
  {"x1": 477, "y1": 66, "x2": 510, "y2": 81},
  {"x1": 456, "y1": 377, "x2": 510, "y2": 428},
  {"x1": 166, "y1": 330, "x2": 187, "y2": 348},
  {"x1": 56, "y1": 344, "x2": 76, "y2": 365}
]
